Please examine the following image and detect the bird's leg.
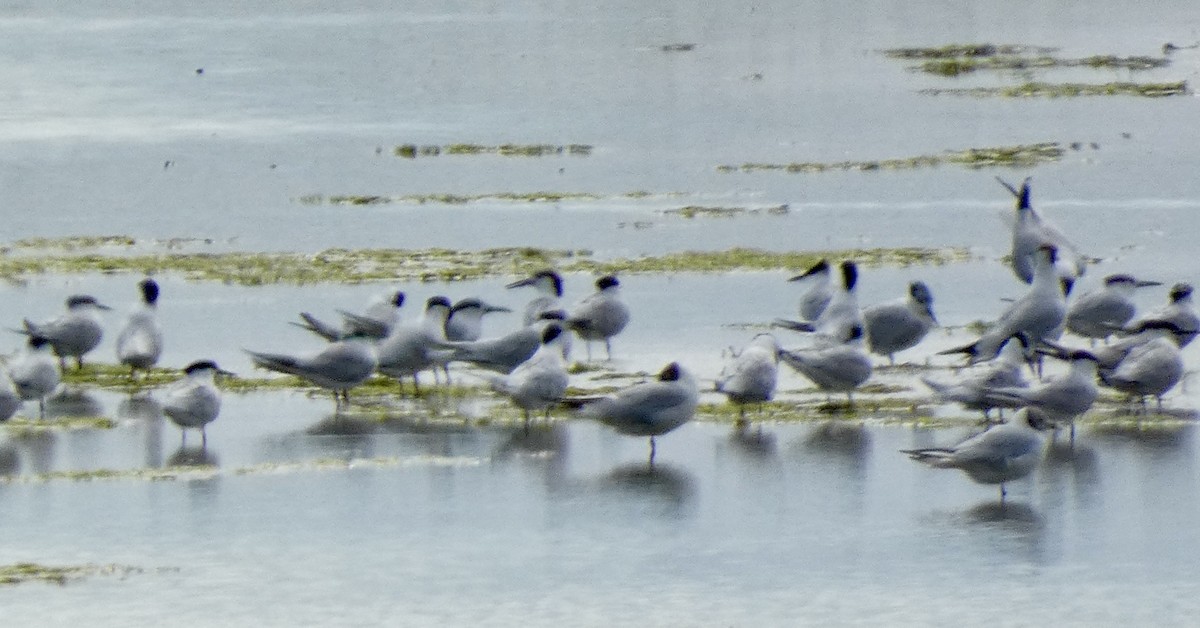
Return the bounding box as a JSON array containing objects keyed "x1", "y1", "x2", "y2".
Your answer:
[
  {"x1": 201, "y1": 428, "x2": 208, "y2": 449},
  {"x1": 648, "y1": 436, "x2": 657, "y2": 466},
  {"x1": 605, "y1": 339, "x2": 613, "y2": 361}
]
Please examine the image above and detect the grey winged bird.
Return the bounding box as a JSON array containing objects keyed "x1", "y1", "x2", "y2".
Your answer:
[
  {"x1": 1066, "y1": 274, "x2": 1160, "y2": 341},
  {"x1": 375, "y1": 296, "x2": 455, "y2": 392},
  {"x1": 246, "y1": 333, "x2": 378, "y2": 410},
  {"x1": 507, "y1": 270, "x2": 564, "y2": 326},
  {"x1": 9, "y1": 335, "x2": 60, "y2": 419},
  {"x1": 922, "y1": 333, "x2": 1035, "y2": 420},
  {"x1": 999, "y1": 177, "x2": 1087, "y2": 287},
  {"x1": 903, "y1": 407, "x2": 1052, "y2": 501},
  {"x1": 567, "y1": 275, "x2": 631, "y2": 361},
  {"x1": 981, "y1": 348, "x2": 1099, "y2": 442},
  {"x1": 778, "y1": 324, "x2": 873, "y2": 407},
  {"x1": 293, "y1": 290, "x2": 405, "y2": 341},
  {"x1": 21, "y1": 294, "x2": 112, "y2": 370},
  {"x1": 116, "y1": 278, "x2": 164, "y2": 377},
  {"x1": 775, "y1": 261, "x2": 863, "y2": 344},
  {"x1": 444, "y1": 298, "x2": 511, "y2": 342},
  {"x1": 1097, "y1": 320, "x2": 1186, "y2": 410},
  {"x1": 485, "y1": 324, "x2": 570, "y2": 424},
  {"x1": 788, "y1": 259, "x2": 834, "y2": 321},
  {"x1": 714, "y1": 333, "x2": 780, "y2": 422},
  {"x1": 447, "y1": 311, "x2": 568, "y2": 374},
  {"x1": 1128, "y1": 282, "x2": 1198, "y2": 348},
  {"x1": 163, "y1": 360, "x2": 229, "y2": 447},
  {"x1": 863, "y1": 280, "x2": 937, "y2": 364}
]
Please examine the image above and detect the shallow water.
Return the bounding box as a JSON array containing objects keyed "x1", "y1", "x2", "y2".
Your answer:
[{"x1": 2, "y1": 1, "x2": 1200, "y2": 625}]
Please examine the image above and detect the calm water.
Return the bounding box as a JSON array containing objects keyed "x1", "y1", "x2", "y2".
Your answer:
[{"x1": 1, "y1": 1, "x2": 1200, "y2": 625}]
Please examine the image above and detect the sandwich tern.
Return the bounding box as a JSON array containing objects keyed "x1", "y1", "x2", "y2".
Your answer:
[
  {"x1": 982, "y1": 348, "x2": 1099, "y2": 442},
  {"x1": 21, "y1": 294, "x2": 111, "y2": 370},
  {"x1": 922, "y1": 333, "x2": 1035, "y2": 420},
  {"x1": 485, "y1": 323, "x2": 570, "y2": 424},
  {"x1": 788, "y1": 259, "x2": 834, "y2": 321},
  {"x1": 778, "y1": 324, "x2": 873, "y2": 406},
  {"x1": 1129, "y1": 282, "x2": 1198, "y2": 347},
  {"x1": 163, "y1": 360, "x2": 230, "y2": 446},
  {"x1": 10, "y1": 335, "x2": 61, "y2": 418},
  {"x1": 507, "y1": 270, "x2": 564, "y2": 326},
  {"x1": 1066, "y1": 274, "x2": 1160, "y2": 341},
  {"x1": 863, "y1": 280, "x2": 937, "y2": 364},
  {"x1": 775, "y1": 261, "x2": 863, "y2": 343},
  {"x1": 246, "y1": 332, "x2": 378, "y2": 410},
  {"x1": 941, "y1": 245, "x2": 1066, "y2": 364},
  {"x1": 1097, "y1": 320, "x2": 1186, "y2": 410},
  {"x1": 376, "y1": 296, "x2": 455, "y2": 392},
  {"x1": 293, "y1": 290, "x2": 405, "y2": 341},
  {"x1": 567, "y1": 275, "x2": 631, "y2": 361},
  {"x1": 0, "y1": 367, "x2": 21, "y2": 422},
  {"x1": 448, "y1": 310, "x2": 568, "y2": 374},
  {"x1": 445, "y1": 298, "x2": 511, "y2": 342},
  {"x1": 714, "y1": 333, "x2": 780, "y2": 422},
  {"x1": 999, "y1": 177, "x2": 1087, "y2": 286},
  {"x1": 567, "y1": 361, "x2": 699, "y2": 463},
  {"x1": 903, "y1": 407, "x2": 1052, "y2": 500},
  {"x1": 116, "y1": 278, "x2": 164, "y2": 377}
]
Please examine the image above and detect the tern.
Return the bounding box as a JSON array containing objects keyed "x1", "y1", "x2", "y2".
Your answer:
[
  {"x1": 775, "y1": 261, "x2": 863, "y2": 343},
  {"x1": 788, "y1": 259, "x2": 834, "y2": 321},
  {"x1": 246, "y1": 332, "x2": 378, "y2": 410},
  {"x1": 444, "y1": 298, "x2": 511, "y2": 342},
  {"x1": 940, "y1": 245, "x2": 1066, "y2": 364},
  {"x1": 294, "y1": 290, "x2": 405, "y2": 341},
  {"x1": 982, "y1": 348, "x2": 1099, "y2": 442},
  {"x1": 375, "y1": 296, "x2": 455, "y2": 392},
  {"x1": 0, "y1": 367, "x2": 21, "y2": 422},
  {"x1": 1066, "y1": 274, "x2": 1160, "y2": 341},
  {"x1": 903, "y1": 407, "x2": 1052, "y2": 501},
  {"x1": 922, "y1": 333, "x2": 1035, "y2": 420},
  {"x1": 567, "y1": 361, "x2": 698, "y2": 463},
  {"x1": 778, "y1": 324, "x2": 873, "y2": 406},
  {"x1": 714, "y1": 333, "x2": 780, "y2": 422},
  {"x1": 163, "y1": 360, "x2": 230, "y2": 446},
  {"x1": 1129, "y1": 282, "x2": 1198, "y2": 348},
  {"x1": 116, "y1": 278, "x2": 164, "y2": 378},
  {"x1": 21, "y1": 294, "x2": 111, "y2": 370},
  {"x1": 1097, "y1": 320, "x2": 1186, "y2": 410},
  {"x1": 448, "y1": 311, "x2": 568, "y2": 374},
  {"x1": 863, "y1": 280, "x2": 937, "y2": 364},
  {"x1": 567, "y1": 275, "x2": 631, "y2": 361},
  {"x1": 486, "y1": 323, "x2": 570, "y2": 424},
  {"x1": 507, "y1": 270, "x2": 564, "y2": 326},
  {"x1": 9, "y1": 335, "x2": 61, "y2": 418},
  {"x1": 999, "y1": 177, "x2": 1087, "y2": 286}
]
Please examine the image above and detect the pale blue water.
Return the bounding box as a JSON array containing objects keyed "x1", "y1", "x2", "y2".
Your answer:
[{"x1": 1, "y1": 1, "x2": 1200, "y2": 625}]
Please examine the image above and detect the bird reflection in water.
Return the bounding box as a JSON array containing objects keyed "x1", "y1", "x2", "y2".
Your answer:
[
  {"x1": 599, "y1": 462, "x2": 696, "y2": 514},
  {"x1": 168, "y1": 443, "x2": 219, "y2": 468},
  {"x1": 965, "y1": 500, "x2": 1043, "y2": 526},
  {"x1": 727, "y1": 422, "x2": 778, "y2": 460},
  {"x1": 118, "y1": 395, "x2": 165, "y2": 468},
  {"x1": 803, "y1": 420, "x2": 872, "y2": 461},
  {"x1": 0, "y1": 442, "x2": 21, "y2": 477},
  {"x1": 493, "y1": 422, "x2": 568, "y2": 462},
  {"x1": 45, "y1": 387, "x2": 104, "y2": 419}
]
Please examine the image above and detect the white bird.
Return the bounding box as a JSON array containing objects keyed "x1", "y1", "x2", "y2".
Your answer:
[
  {"x1": 999, "y1": 177, "x2": 1087, "y2": 286},
  {"x1": 507, "y1": 270, "x2": 564, "y2": 326},
  {"x1": 448, "y1": 311, "x2": 568, "y2": 374},
  {"x1": 486, "y1": 323, "x2": 570, "y2": 424},
  {"x1": 376, "y1": 296, "x2": 455, "y2": 392},
  {"x1": 9, "y1": 335, "x2": 61, "y2": 418},
  {"x1": 162, "y1": 360, "x2": 228, "y2": 446},
  {"x1": 775, "y1": 261, "x2": 863, "y2": 343},
  {"x1": 246, "y1": 333, "x2": 378, "y2": 410},
  {"x1": 1066, "y1": 274, "x2": 1160, "y2": 341},
  {"x1": 941, "y1": 245, "x2": 1066, "y2": 364},
  {"x1": 294, "y1": 290, "x2": 405, "y2": 341},
  {"x1": 444, "y1": 298, "x2": 511, "y2": 342},
  {"x1": 1098, "y1": 320, "x2": 1186, "y2": 410},
  {"x1": 982, "y1": 348, "x2": 1100, "y2": 442},
  {"x1": 567, "y1": 361, "x2": 699, "y2": 463},
  {"x1": 863, "y1": 280, "x2": 937, "y2": 364},
  {"x1": 116, "y1": 278, "x2": 164, "y2": 377},
  {"x1": 567, "y1": 275, "x2": 631, "y2": 361},
  {"x1": 714, "y1": 333, "x2": 780, "y2": 422},
  {"x1": 0, "y1": 367, "x2": 21, "y2": 422},
  {"x1": 1129, "y1": 282, "x2": 1198, "y2": 348},
  {"x1": 21, "y1": 294, "x2": 112, "y2": 370},
  {"x1": 788, "y1": 259, "x2": 834, "y2": 321},
  {"x1": 903, "y1": 407, "x2": 1052, "y2": 501},
  {"x1": 922, "y1": 333, "x2": 1034, "y2": 420},
  {"x1": 778, "y1": 323, "x2": 873, "y2": 406}
]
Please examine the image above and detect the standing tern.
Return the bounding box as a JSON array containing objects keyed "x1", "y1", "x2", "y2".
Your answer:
[
  {"x1": 375, "y1": 296, "x2": 455, "y2": 392},
  {"x1": 788, "y1": 259, "x2": 834, "y2": 321},
  {"x1": 714, "y1": 333, "x2": 780, "y2": 422},
  {"x1": 1066, "y1": 274, "x2": 1160, "y2": 341},
  {"x1": 21, "y1": 295, "x2": 111, "y2": 370},
  {"x1": 246, "y1": 332, "x2": 378, "y2": 410},
  {"x1": 775, "y1": 261, "x2": 863, "y2": 343},
  {"x1": 999, "y1": 177, "x2": 1087, "y2": 286},
  {"x1": 903, "y1": 407, "x2": 1052, "y2": 501},
  {"x1": 922, "y1": 333, "x2": 1035, "y2": 420},
  {"x1": 507, "y1": 270, "x2": 564, "y2": 326},
  {"x1": 163, "y1": 360, "x2": 230, "y2": 447},
  {"x1": 10, "y1": 335, "x2": 61, "y2": 418},
  {"x1": 567, "y1": 361, "x2": 699, "y2": 463},
  {"x1": 1129, "y1": 282, "x2": 1198, "y2": 347},
  {"x1": 982, "y1": 348, "x2": 1099, "y2": 442},
  {"x1": 863, "y1": 280, "x2": 937, "y2": 364},
  {"x1": 778, "y1": 324, "x2": 873, "y2": 407},
  {"x1": 444, "y1": 298, "x2": 511, "y2": 342},
  {"x1": 1098, "y1": 320, "x2": 1186, "y2": 410},
  {"x1": 294, "y1": 290, "x2": 405, "y2": 341},
  {"x1": 116, "y1": 278, "x2": 164, "y2": 378},
  {"x1": 486, "y1": 323, "x2": 570, "y2": 425},
  {"x1": 448, "y1": 311, "x2": 568, "y2": 374},
  {"x1": 567, "y1": 275, "x2": 631, "y2": 361}
]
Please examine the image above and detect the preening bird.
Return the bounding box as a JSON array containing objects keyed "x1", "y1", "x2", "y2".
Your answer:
[
  {"x1": 863, "y1": 280, "x2": 937, "y2": 364},
  {"x1": 714, "y1": 333, "x2": 780, "y2": 422},
  {"x1": 116, "y1": 278, "x2": 164, "y2": 377}
]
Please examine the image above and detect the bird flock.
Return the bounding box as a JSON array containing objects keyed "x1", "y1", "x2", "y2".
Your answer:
[{"x1": 2, "y1": 178, "x2": 1196, "y2": 491}]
